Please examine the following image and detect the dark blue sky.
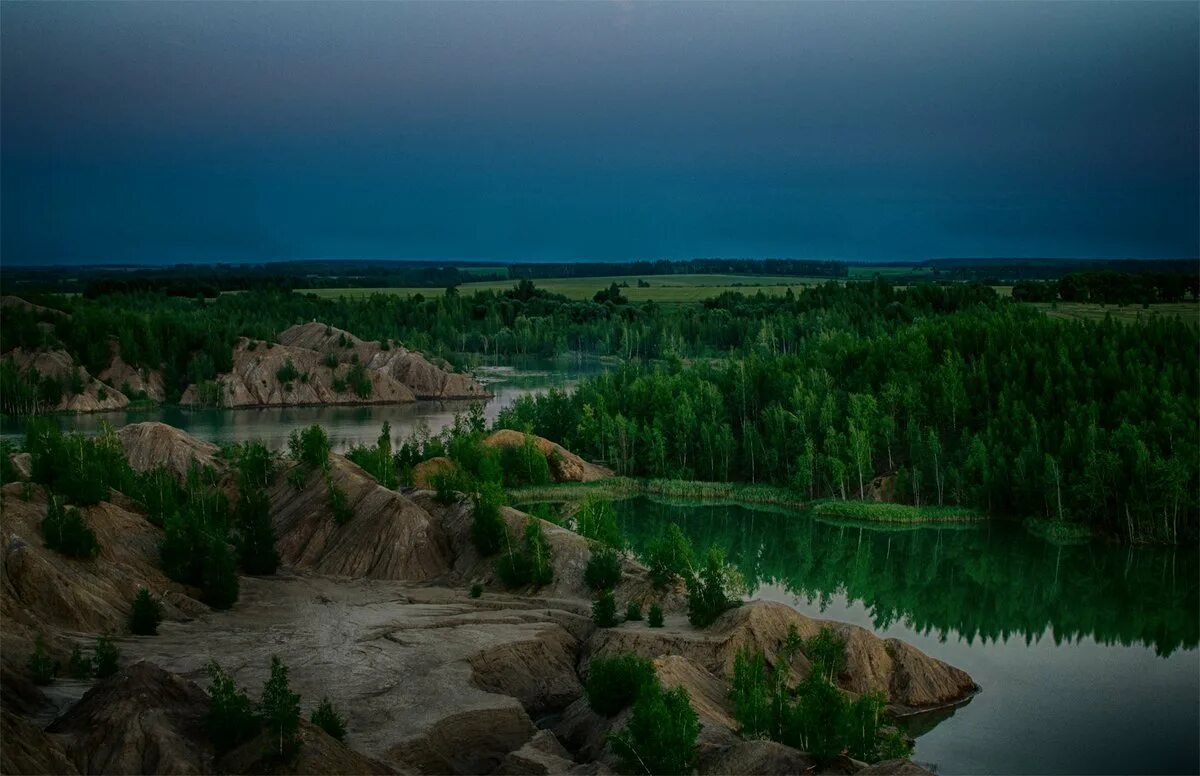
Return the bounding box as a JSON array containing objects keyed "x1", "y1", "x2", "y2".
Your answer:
[{"x1": 2, "y1": 1, "x2": 1197, "y2": 265}]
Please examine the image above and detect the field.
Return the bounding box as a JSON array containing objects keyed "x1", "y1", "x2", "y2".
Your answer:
[
  {"x1": 1032, "y1": 302, "x2": 1199, "y2": 326},
  {"x1": 307, "y1": 274, "x2": 839, "y2": 302}
]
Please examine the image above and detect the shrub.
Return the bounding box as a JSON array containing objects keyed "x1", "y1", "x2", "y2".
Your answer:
[
  {"x1": 275, "y1": 359, "x2": 300, "y2": 384},
  {"x1": 27, "y1": 637, "x2": 57, "y2": 685},
  {"x1": 469, "y1": 583, "x2": 483, "y2": 598},
  {"x1": 645, "y1": 524, "x2": 693, "y2": 588},
  {"x1": 323, "y1": 353, "x2": 339, "y2": 369},
  {"x1": 346, "y1": 363, "x2": 373, "y2": 399},
  {"x1": 647, "y1": 603, "x2": 664, "y2": 628},
  {"x1": 93, "y1": 634, "x2": 120, "y2": 678},
  {"x1": 592, "y1": 589, "x2": 618, "y2": 628},
  {"x1": 471, "y1": 482, "x2": 507, "y2": 556},
  {"x1": 311, "y1": 697, "x2": 347, "y2": 741},
  {"x1": 877, "y1": 727, "x2": 914, "y2": 760},
  {"x1": 41, "y1": 497, "x2": 99, "y2": 558},
  {"x1": 129, "y1": 587, "x2": 163, "y2": 635},
  {"x1": 625, "y1": 601, "x2": 643, "y2": 621},
  {"x1": 326, "y1": 473, "x2": 353, "y2": 526},
  {"x1": 261, "y1": 656, "x2": 301, "y2": 761},
  {"x1": 496, "y1": 539, "x2": 532, "y2": 587},
  {"x1": 731, "y1": 647, "x2": 787, "y2": 740},
  {"x1": 584, "y1": 547, "x2": 622, "y2": 590},
  {"x1": 686, "y1": 546, "x2": 739, "y2": 628},
  {"x1": 501, "y1": 434, "x2": 552, "y2": 487},
  {"x1": 206, "y1": 660, "x2": 260, "y2": 753},
  {"x1": 610, "y1": 683, "x2": 699, "y2": 776},
  {"x1": 585, "y1": 653, "x2": 656, "y2": 716},
  {"x1": 229, "y1": 441, "x2": 276, "y2": 491},
  {"x1": 68, "y1": 644, "x2": 93, "y2": 680}
]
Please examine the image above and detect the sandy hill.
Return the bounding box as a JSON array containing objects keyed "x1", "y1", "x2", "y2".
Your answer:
[{"x1": 279, "y1": 322, "x2": 489, "y2": 400}]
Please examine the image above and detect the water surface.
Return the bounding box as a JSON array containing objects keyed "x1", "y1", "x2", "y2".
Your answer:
[
  {"x1": 0, "y1": 359, "x2": 599, "y2": 451},
  {"x1": 612, "y1": 497, "x2": 1200, "y2": 775}
]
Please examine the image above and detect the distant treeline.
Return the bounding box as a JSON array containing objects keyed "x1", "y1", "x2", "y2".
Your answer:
[
  {"x1": 5, "y1": 257, "x2": 1192, "y2": 296},
  {"x1": 1011, "y1": 271, "x2": 1198, "y2": 305},
  {"x1": 3, "y1": 259, "x2": 843, "y2": 296},
  {"x1": 921, "y1": 257, "x2": 1197, "y2": 282}
]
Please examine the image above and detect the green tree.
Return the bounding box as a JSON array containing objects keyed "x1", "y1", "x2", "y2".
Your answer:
[
  {"x1": 41, "y1": 497, "x2": 99, "y2": 559},
  {"x1": 203, "y1": 538, "x2": 240, "y2": 610},
  {"x1": 686, "y1": 546, "x2": 738, "y2": 628},
  {"x1": 625, "y1": 601, "x2": 643, "y2": 621},
  {"x1": 68, "y1": 644, "x2": 93, "y2": 680},
  {"x1": 206, "y1": 660, "x2": 260, "y2": 753},
  {"x1": 647, "y1": 603, "x2": 665, "y2": 628},
  {"x1": 584, "y1": 653, "x2": 656, "y2": 716},
  {"x1": 129, "y1": 587, "x2": 163, "y2": 635},
  {"x1": 645, "y1": 524, "x2": 693, "y2": 588},
  {"x1": 311, "y1": 697, "x2": 347, "y2": 741},
  {"x1": 610, "y1": 683, "x2": 699, "y2": 776},
  {"x1": 234, "y1": 487, "x2": 279, "y2": 575},
  {"x1": 260, "y1": 656, "x2": 301, "y2": 761},
  {"x1": 584, "y1": 547, "x2": 622, "y2": 591},
  {"x1": 471, "y1": 482, "x2": 507, "y2": 556},
  {"x1": 592, "y1": 589, "x2": 618, "y2": 627},
  {"x1": 27, "y1": 637, "x2": 57, "y2": 685},
  {"x1": 93, "y1": 634, "x2": 120, "y2": 678}
]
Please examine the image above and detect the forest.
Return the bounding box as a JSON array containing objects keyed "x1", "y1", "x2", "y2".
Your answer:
[{"x1": 2, "y1": 275, "x2": 1196, "y2": 545}]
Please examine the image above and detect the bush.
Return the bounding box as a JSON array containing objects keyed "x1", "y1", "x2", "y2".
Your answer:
[
  {"x1": 469, "y1": 583, "x2": 483, "y2": 598},
  {"x1": 645, "y1": 524, "x2": 693, "y2": 588},
  {"x1": 275, "y1": 359, "x2": 299, "y2": 384},
  {"x1": 500, "y1": 434, "x2": 552, "y2": 487},
  {"x1": 346, "y1": 363, "x2": 373, "y2": 399},
  {"x1": 326, "y1": 472, "x2": 353, "y2": 526},
  {"x1": 783, "y1": 672, "x2": 847, "y2": 765},
  {"x1": 207, "y1": 660, "x2": 260, "y2": 753},
  {"x1": 648, "y1": 603, "x2": 664, "y2": 628},
  {"x1": 311, "y1": 697, "x2": 347, "y2": 741},
  {"x1": 41, "y1": 497, "x2": 99, "y2": 559},
  {"x1": 686, "y1": 546, "x2": 739, "y2": 628},
  {"x1": 496, "y1": 539, "x2": 531, "y2": 587},
  {"x1": 584, "y1": 547, "x2": 622, "y2": 591},
  {"x1": 261, "y1": 656, "x2": 301, "y2": 761},
  {"x1": 525, "y1": 518, "x2": 554, "y2": 587},
  {"x1": 129, "y1": 587, "x2": 163, "y2": 635},
  {"x1": 610, "y1": 683, "x2": 699, "y2": 776},
  {"x1": 471, "y1": 482, "x2": 507, "y2": 556},
  {"x1": 27, "y1": 637, "x2": 57, "y2": 685},
  {"x1": 286, "y1": 466, "x2": 307, "y2": 490},
  {"x1": 93, "y1": 634, "x2": 120, "y2": 678},
  {"x1": 592, "y1": 589, "x2": 618, "y2": 628},
  {"x1": 584, "y1": 653, "x2": 656, "y2": 716},
  {"x1": 68, "y1": 644, "x2": 93, "y2": 680},
  {"x1": 625, "y1": 601, "x2": 643, "y2": 621}
]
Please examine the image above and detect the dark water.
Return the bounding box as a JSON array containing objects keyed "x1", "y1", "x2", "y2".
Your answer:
[
  {"x1": 0, "y1": 360, "x2": 600, "y2": 451},
  {"x1": 611, "y1": 497, "x2": 1200, "y2": 775}
]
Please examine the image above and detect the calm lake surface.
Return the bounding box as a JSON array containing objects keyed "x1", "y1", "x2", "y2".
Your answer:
[
  {"x1": 611, "y1": 497, "x2": 1200, "y2": 775},
  {"x1": 0, "y1": 360, "x2": 600, "y2": 451}
]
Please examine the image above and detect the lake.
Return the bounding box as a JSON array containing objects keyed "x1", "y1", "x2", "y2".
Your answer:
[
  {"x1": 0, "y1": 359, "x2": 601, "y2": 452},
  {"x1": 605, "y1": 497, "x2": 1200, "y2": 775}
]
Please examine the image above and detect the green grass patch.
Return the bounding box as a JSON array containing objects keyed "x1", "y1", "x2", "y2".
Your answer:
[
  {"x1": 507, "y1": 477, "x2": 809, "y2": 509},
  {"x1": 1024, "y1": 517, "x2": 1095, "y2": 545},
  {"x1": 812, "y1": 500, "x2": 984, "y2": 524}
]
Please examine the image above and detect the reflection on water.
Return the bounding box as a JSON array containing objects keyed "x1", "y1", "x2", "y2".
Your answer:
[
  {"x1": 0, "y1": 358, "x2": 602, "y2": 451},
  {"x1": 614, "y1": 497, "x2": 1200, "y2": 775}
]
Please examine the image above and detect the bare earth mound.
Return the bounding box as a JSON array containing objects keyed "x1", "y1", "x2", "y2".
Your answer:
[
  {"x1": 268, "y1": 455, "x2": 452, "y2": 581},
  {"x1": 482, "y1": 430, "x2": 613, "y2": 482},
  {"x1": 4, "y1": 348, "x2": 129, "y2": 413},
  {"x1": 117, "y1": 422, "x2": 222, "y2": 481},
  {"x1": 279, "y1": 323, "x2": 489, "y2": 400}
]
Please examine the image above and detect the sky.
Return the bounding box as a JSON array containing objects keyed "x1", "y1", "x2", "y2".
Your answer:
[{"x1": 2, "y1": 1, "x2": 1197, "y2": 265}]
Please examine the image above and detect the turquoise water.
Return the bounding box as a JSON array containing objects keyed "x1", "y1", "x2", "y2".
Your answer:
[
  {"x1": 0, "y1": 360, "x2": 599, "y2": 451},
  {"x1": 612, "y1": 497, "x2": 1200, "y2": 775}
]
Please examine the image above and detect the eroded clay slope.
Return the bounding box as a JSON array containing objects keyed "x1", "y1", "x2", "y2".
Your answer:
[
  {"x1": 278, "y1": 323, "x2": 489, "y2": 400},
  {"x1": 117, "y1": 421, "x2": 222, "y2": 482},
  {"x1": 4, "y1": 348, "x2": 129, "y2": 413}
]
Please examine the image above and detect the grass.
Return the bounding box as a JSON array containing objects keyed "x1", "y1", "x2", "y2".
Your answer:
[
  {"x1": 1030, "y1": 302, "x2": 1199, "y2": 326},
  {"x1": 812, "y1": 500, "x2": 985, "y2": 524},
  {"x1": 1024, "y1": 517, "x2": 1095, "y2": 545},
  {"x1": 506, "y1": 477, "x2": 810, "y2": 509},
  {"x1": 306, "y1": 274, "x2": 839, "y2": 303}
]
